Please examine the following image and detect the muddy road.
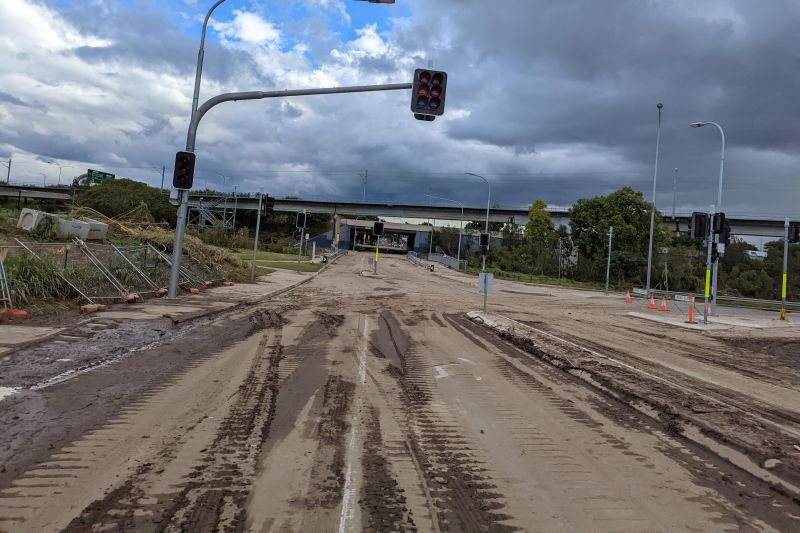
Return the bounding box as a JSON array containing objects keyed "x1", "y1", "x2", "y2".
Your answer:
[{"x1": 1, "y1": 253, "x2": 799, "y2": 531}]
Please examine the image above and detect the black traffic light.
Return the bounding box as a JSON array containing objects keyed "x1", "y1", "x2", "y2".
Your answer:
[
  {"x1": 411, "y1": 69, "x2": 448, "y2": 118},
  {"x1": 690, "y1": 212, "x2": 709, "y2": 240},
  {"x1": 172, "y1": 151, "x2": 196, "y2": 189},
  {"x1": 479, "y1": 233, "x2": 490, "y2": 247},
  {"x1": 789, "y1": 222, "x2": 800, "y2": 243},
  {"x1": 721, "y1": 219, "x2": 732, "y2": 245},
  {"x1": 262, "y1": 195, "x2": 275, "y2": 215},
  {"x1": 373, "y1": 221, "x2": 385, "y2": 236},
  {"x1": 296, "y1": 212, "x2": 307, "y2": 229},
  {"x1": 712, "y1": 212, "x2": 726, "y2": 233}
]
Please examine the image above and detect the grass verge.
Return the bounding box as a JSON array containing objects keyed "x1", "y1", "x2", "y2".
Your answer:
[{"x1": 255, "y1": 260, "x2": 322, "y2": 273}]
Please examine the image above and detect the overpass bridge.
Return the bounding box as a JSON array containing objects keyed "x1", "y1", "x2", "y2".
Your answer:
[{"x1": 180, "y1": 194, "x2": 793, "y2": 239}]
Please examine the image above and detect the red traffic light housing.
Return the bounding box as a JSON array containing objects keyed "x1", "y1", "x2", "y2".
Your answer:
[
  {"x1": 172, "y1": 151, "x2": 196, "y2": 190},
  {"x1": 411, "y1": 68, "x2": 447, "y2": 119}
]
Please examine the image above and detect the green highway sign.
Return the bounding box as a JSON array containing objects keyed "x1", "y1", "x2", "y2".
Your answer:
[{"x1": 86, "y1": 169, "x2": 115, "y2": 185}]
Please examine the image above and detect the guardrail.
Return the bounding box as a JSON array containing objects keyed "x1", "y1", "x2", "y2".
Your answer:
[
  {"x1": 321, "y1": 249, "x2": 347, "y2": 264},
  {"x1": 427, "y1": 253, "x2": 466, "y2": 272},
  {"x1": 407, "y1": 252, "x2": 435, "y2": 272},
  {"x1": 632, "y1": 287, "x2": 800, "y2": 310}
]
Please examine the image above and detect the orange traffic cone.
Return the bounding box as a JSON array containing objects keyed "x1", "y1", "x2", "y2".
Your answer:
[
  {"x1": 686, "y1": 293, "x2": 696, "y2": 323},
  {"x1": 659, "y1": 297, "x2": 669, "y2": 312},
  {"x1": 648, "y1": 293, "x2": 657, "y2": 310},
  {"x1": 625, "y1": 290, "x2": 632, "y2": 303}
]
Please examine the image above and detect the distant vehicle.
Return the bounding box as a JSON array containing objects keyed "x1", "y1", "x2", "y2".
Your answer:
[{"x1": 746, "y1": 250, "x2": 768, "y2": 260}]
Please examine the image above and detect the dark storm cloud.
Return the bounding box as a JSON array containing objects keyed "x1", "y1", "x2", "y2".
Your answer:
[
  {"x1": 0, "y1": 91, "x2": 31, "y2": 107},
  {"x1": 4, "y1": 0, "x2": 799, "y2": 218}
]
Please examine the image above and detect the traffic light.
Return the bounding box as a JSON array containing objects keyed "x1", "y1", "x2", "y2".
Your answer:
[
  {"x1": 373, "y1": 221, "x2": 385, "y2": 236},
  {"x1": 789, "y1": 222, "x2": 800, "y2": 243},
  {"x1": 721, "y1": 219, "x2": 732, "y2": 245},
  {"x1": 172, "y1": 151, "x2": 196, "y2": 190},
  {"x1": 690, "y1": 212, "x2": 709, "y2": 240},
  {"x1": 712, "y1": 212, "x2": 726, "y2": 234},
  {"x1": 411, "y1": 69, "x2": 448, "y2": 119},
  {"x1": 262, "y1": 195, "x2": 275, "y2": 215},
  {"x1": 296, "y1": 212, "x2": 307, "y2": 229}
]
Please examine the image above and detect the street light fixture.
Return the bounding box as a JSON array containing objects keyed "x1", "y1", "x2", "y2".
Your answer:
[
  {"x1": 47, "y1": 161, "x2": 76, "y2": 186},
  {"x1": 425, "y1": 193, "x2": 464, "y2": 269},
  {"x1": 690, "y1": 120, "x2": 726, "y2": 319}
]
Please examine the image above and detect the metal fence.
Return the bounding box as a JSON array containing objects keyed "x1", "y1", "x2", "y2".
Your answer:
[
  {"x1": 427, "y1": 253, "x2": 466, "y2": 272},
  {"x1": 407, "y1": 251, "x2": 435, "y2": 272},
  {"x1": 6, "y1": 239, "x2": 221, "y2": 304}
]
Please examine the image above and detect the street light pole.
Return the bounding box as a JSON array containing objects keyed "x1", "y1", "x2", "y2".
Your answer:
[
  {"x1": 672, "y1": 167, "x2": 678, "y2": 230},
  {"x1": 645, "y1": 103, "x2": 663, "y2": 299},
  {"x1": 425, "y1": 194, "x2": 464, "y2": 269},
  {"x1": 605, "y1": 226, "x2": 614, "y2": 296},
  {"x1": 466, "y1": 172, "x2": 491, "y2": 269},
  {"x1": 167, "y1": 0, "x2": 401, "y2": 298},
  {"x1": 690, "y1": 121, "x2": 726, "y2": 317}
]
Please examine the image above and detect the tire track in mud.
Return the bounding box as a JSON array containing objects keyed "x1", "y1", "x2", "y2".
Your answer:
[
  {"x1": 469, "y1": 312, "x2": 800, "y2": 532},
  {"x1": 56, "y1": 309, "x2": 288, "y2": 532},
  {"x1": 372, "y1": 311, "x2": 516, "y2": 533}
]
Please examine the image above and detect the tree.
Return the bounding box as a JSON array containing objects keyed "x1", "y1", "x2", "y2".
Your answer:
[
  {"x1": 570, "y1": 187, "x2": 670, "y2": 283},
  {"x1": 465, "y1": 220, "x2": 504, "y2": 231},
  {"x1": 525, "y1": 200, "x2": 555, "y2": 244},
  {"x1": 78, "y1": 179, "x2": 176, "y2": 225}
]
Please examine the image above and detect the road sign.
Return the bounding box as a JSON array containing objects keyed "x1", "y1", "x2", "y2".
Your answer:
[
  {"x1": 479, "y1": 272, "x2": 494, "y2": 295},
  {"x1": 86, "y1": 169, "x2": 115, "y2": 185},
  {"x1": 674, "y1": 293, "x2": 692, "y2": 302},
  {"x1": 632, "y1": 288, "x2": 648, "y2": 296}
]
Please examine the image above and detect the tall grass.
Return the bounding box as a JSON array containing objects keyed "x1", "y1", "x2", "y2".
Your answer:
[{"x1": 5, "y1": 254, "x2": 75, "y2": 306}]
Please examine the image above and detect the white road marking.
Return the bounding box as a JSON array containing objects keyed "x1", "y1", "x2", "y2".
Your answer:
[
  {"x1": 457, "y1": 357, "x2": 476, "y2": 365},
  {"x1": 0, "y1": 386, "x2": 21, "y2": 402},
  {"x1": 338, "y1": 425, "x2": 358, "y2": 533},
  {"x1": 339, "y1": 317, "x2": 369, "y2": 533},
  {"x1": 434, "y1": 365, "x2": 450, "y2": 379}
]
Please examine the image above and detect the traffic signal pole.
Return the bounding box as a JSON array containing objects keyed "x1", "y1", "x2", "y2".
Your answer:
[
  {"x1": 167, "y1": 82, "x2": 411, "y2": 298},
  {"x1": 781, "y1": 217, "x2": 790, "y2": 320},
  {"x1": 251, "y1": 193, "x2": 263, "y2": 282},
  {"x1": 703, "y1": 205, "x2": 714, "y2": 325}
]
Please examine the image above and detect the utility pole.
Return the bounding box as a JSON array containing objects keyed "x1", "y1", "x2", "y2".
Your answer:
[
  {"x1": 781, "y1": 217, "x2": 790, "y2": 321},
  {"x1": 605, "y1": 226, "x2": 614, "y2": 296},
  {"x1": 297, "y1": 209, "x2": 307, "y2": 263},
  {"x1": 161, "y1": 165, "x2": 166, "y2": 191},
  {"x1": 361, "y1": 169, "x2": 367, "y2": 202},
  {"x1": 251, "y1": 193, "x2": 263, "y2": 281},
  {"x1": 2, "y1": 158, "x2": 10, "y2": 184},
  {"x1": 233, "y1": 185, "x2": 238, "y2": 230}
]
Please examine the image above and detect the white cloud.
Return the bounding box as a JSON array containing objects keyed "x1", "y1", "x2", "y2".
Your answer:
[{"x1": 209, "y1": 10, "x2": 281, "y2": 46}]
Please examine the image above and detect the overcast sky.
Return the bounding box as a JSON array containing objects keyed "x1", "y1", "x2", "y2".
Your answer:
[{"x1": 2, "y1": 0, "x2": 799, "y2": 218}]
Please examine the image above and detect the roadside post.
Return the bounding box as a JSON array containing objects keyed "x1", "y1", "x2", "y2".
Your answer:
[
  {"x1": 605, "y1": 226, "x2": 613, "y2": 296},
  {"x1": 781, "y1": 217, "x2": 789, "y2": 320},
  {"x1": 479, "y1": 272, "x2": 494, "y2": 313},
  {"x1": 251, "y1": 192, "x2": 262, "y2": 281}
]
